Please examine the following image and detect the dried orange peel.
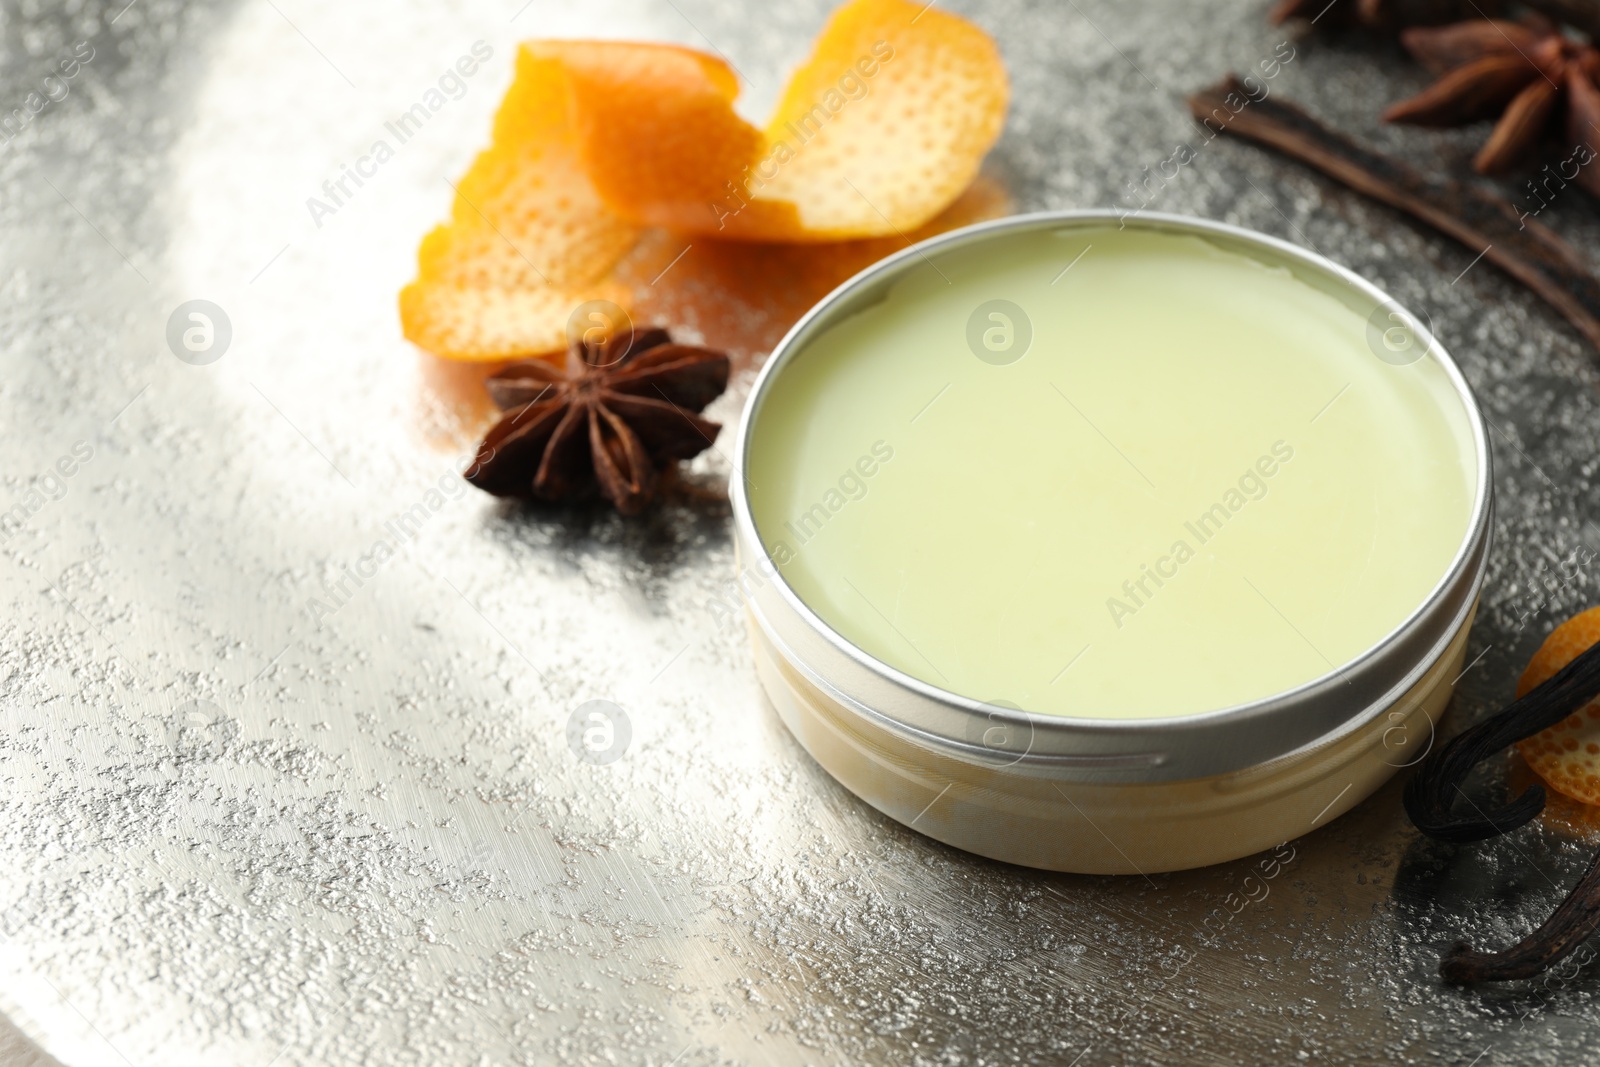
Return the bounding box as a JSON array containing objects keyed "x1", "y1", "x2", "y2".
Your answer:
[
  {"x1": 1516, "y1": 606, "x2": 1600, "y2": 805},
  {"x1": 399, "y1": 44, "x2": 642, "y2": 362},
  {"x1": 400, "y1": 0, "x2": 1009, "y2": 362},
  {"x1": 569, "y1": 0, "x2": 1009, "y2": 239}
]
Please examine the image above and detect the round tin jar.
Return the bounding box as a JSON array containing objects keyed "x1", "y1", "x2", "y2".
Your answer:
[{"x1": 730, "y1": 210, "x2": 1491, "y2": 874}]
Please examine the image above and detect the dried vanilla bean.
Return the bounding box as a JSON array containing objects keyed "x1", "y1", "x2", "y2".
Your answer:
[
  {"x1": 1396, "y1": 620, "x2": 1600, "y2": 983},
  {"x1": 1186, "y1": 76, "x2": 1600, "y2": 353},
  {"x1": 1398, "y1": 637, "x2": 1600, "y2": 982},
  {"x1": 1403, "y1": 640, "x2": 1600, "y2": 841},
  {"x1": 1441, "y1": 847, "x2": 1600, "y2": 982}
]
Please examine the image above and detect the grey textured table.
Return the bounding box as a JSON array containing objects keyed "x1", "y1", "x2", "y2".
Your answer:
[{"x1": 4, "y1": 0, "x2": 1600, "y2": 1064}]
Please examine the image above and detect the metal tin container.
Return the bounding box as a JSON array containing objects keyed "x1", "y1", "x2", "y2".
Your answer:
[{"x1": 729, "y1": 211, "x2": 1492, "y2": 874}]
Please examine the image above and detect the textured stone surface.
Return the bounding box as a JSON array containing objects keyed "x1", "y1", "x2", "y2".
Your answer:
[{"x1": 3, "y1": 0, "x2": 1600, "y2": 1064}]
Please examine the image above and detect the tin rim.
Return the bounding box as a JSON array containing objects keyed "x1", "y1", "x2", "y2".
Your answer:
[{"x1": 729, "y1": 209, "x2": 1492, "y2": 782}]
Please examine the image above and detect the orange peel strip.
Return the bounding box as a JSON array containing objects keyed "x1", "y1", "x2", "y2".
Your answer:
[
  {"x1": 402, "y1": 0, "x2": 1008, "y2": 362},
  {"x1": 566, "y1": 0, "x2": 1009, "y2": 240},
  {"x1": 400, "y1": 44, "x2": 642, "y2": 362},
  {"x1": 1516, "y1": 605, "x2": 1600, "y2": 805},
  {"x1": 749, "y1": 0, "x2": 1008, "y2": 240}
]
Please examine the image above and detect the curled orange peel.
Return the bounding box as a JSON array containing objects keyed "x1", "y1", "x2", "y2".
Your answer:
[
  {"x1": 399, "y1": 44, "x2": 642, "y2": 363},
  {"x1": 570, "y1": 0, "x2": 1009, "y2": 240},
  {"x1": 401, "y1": 0, "x2": 1008, "y2": 362}
]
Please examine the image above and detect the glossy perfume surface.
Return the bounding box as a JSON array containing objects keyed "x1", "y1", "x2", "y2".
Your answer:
[{"x1": 745, "y1": 225, "x2": 1479, "y2": 719}]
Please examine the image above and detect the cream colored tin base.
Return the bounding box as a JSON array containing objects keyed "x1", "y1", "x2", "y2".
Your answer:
[{"x1": 752, "y1": 608, "x2": 1473, "y2": 874}]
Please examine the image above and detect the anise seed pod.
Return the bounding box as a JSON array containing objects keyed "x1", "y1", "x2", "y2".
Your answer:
[
  {"x1": 1381, "y1": 52, "x2": 1540, "y2": 126},
  {"x1": 1474, "y1": 71, "x2": 1565, "y2": 174},
  {"x1": 1399, "y1": 18, "x2": 1540, "y2": 75},
  {"x1": 465, "y1": 327, "x2": 730, "y2": 516},
  {"x1": 1567, "y1": 61, "x2": 1600, "y2": 196}
]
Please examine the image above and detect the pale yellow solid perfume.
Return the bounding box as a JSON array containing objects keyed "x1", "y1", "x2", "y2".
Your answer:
[{"x1": 746, "y1": 226, "x2": 1477, "y2": 719}]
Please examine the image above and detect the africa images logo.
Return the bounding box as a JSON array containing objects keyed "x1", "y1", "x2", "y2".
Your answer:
[
  {"x1": 1105, "y1": 441, "x2": 1295, "y2": 629},
  {"x1": 0, "y1": 40, "x2": 95, "y2": 149}
]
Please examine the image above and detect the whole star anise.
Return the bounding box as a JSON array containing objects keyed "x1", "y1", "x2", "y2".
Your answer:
[
  {"x1": 1383, "y1": 17, "x2": 1600, "y2": 182},
  {"x1": 464, "y1": 327, "x2": 730, "y2": 515}
]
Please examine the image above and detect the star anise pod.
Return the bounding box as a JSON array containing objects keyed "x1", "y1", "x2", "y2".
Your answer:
[
  {"x1": 1383, "y1": 16, "x2": 1600, "y2": 183},
  {"x1": 464, "y1": 327, "x2": 730, "y2": 516}
]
